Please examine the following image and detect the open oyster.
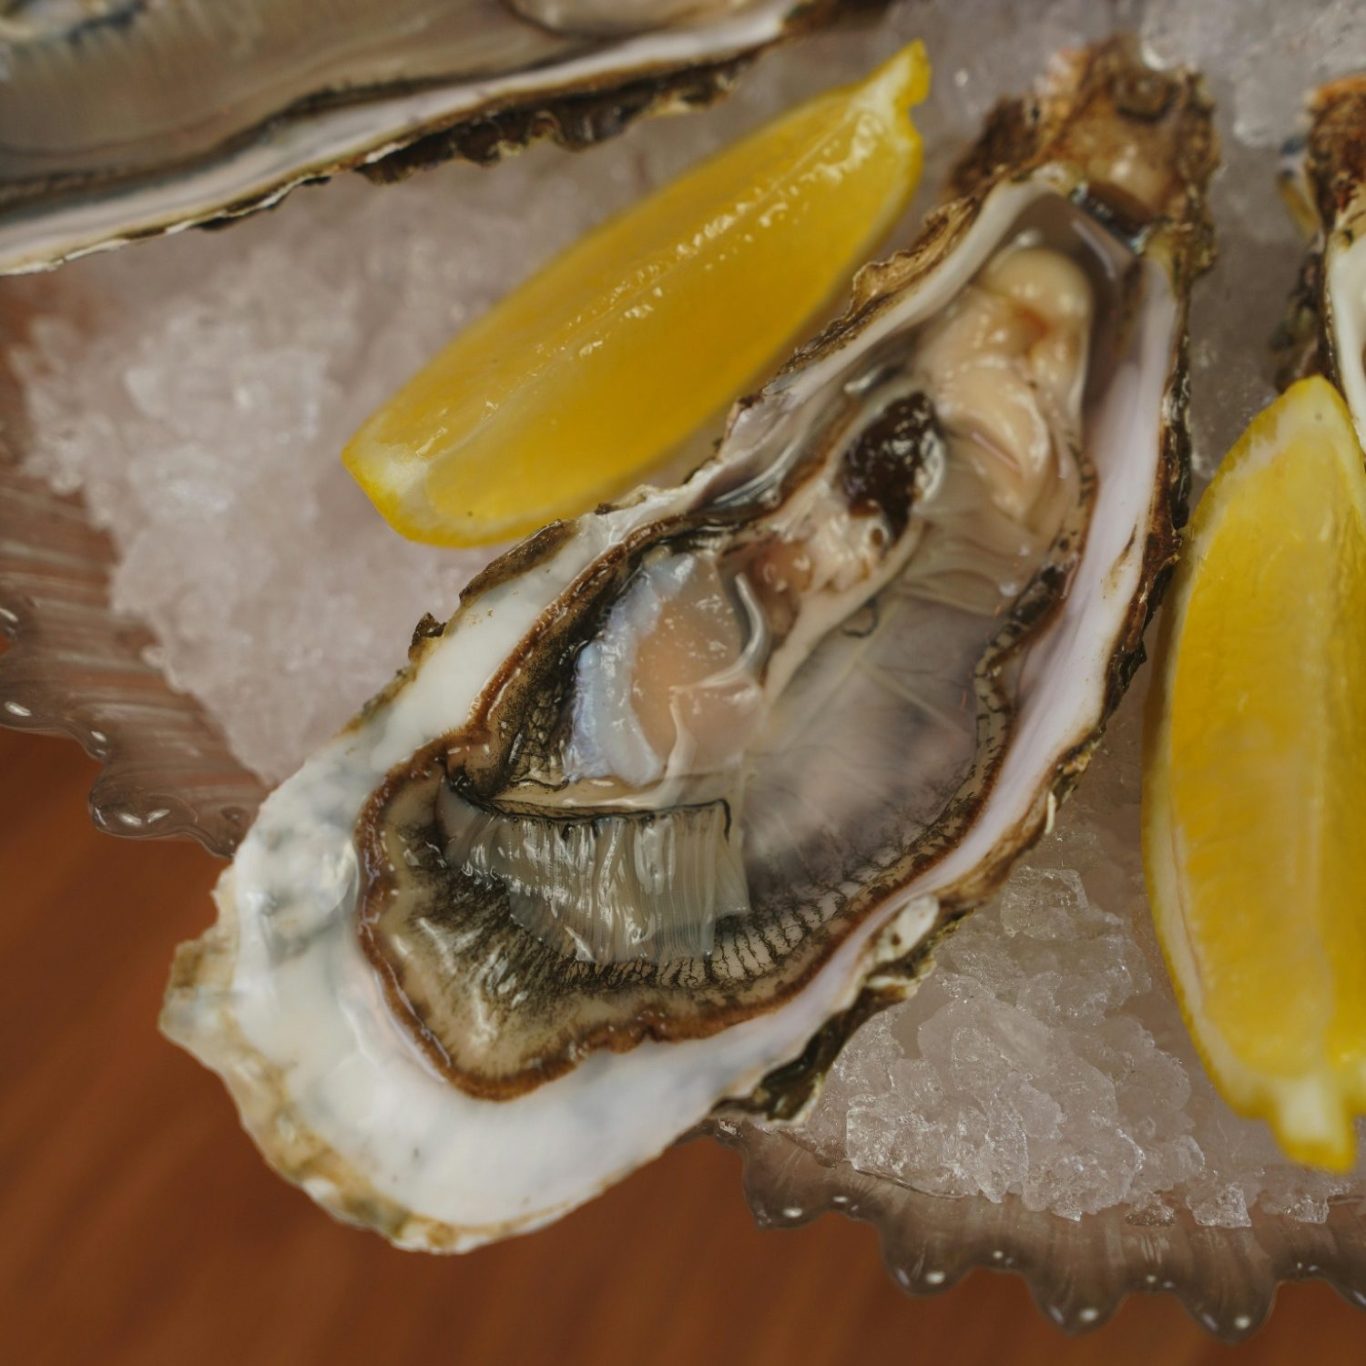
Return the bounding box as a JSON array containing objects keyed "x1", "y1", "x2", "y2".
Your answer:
[
  {"x1": 1278, "y1": 75, "x2": 1366, "y2": 436},
  {"x1": 162, "y1": 39, "x2": 1215, "y2": 1250},
  {"x1": 0, "y1": 0, "x2": 847, "y2": 275}
]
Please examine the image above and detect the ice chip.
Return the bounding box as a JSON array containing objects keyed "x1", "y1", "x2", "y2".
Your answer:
[{"x1": 998, "y1": 866, "x2": 1089, "y2": 940}]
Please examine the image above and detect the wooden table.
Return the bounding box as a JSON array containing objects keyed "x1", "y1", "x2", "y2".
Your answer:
[{"x1": 1, "y1": 725, "x2": 1361, "y2": 1365}]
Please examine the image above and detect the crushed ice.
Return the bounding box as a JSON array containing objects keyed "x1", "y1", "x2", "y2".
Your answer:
[{"x1": 4, "y1": 0, "x2": 1366, "y2": 1224}]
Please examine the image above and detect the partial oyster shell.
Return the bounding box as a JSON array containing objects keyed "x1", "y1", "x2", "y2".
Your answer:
[
  {"x1": 1277, "y1": 75, "x2": 1366, "y2": 439},
  {"x1": 162, "y1": 39, "x2": 1215, "y2": 1251},
  {"x1": 0, "y1": 0, "x2": 847, "y2": 276}
]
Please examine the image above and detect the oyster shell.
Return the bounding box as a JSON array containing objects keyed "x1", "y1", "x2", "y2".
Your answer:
[
  {"x1": 0, "y1": 0, "x2": 848, "y2": 276},
  {"x1": 162, "y1": 39, "x2": 1215, "y2": 1250},
  {"x1": 1277, "y1": 75, "x2": 1366, "y2": 438}
]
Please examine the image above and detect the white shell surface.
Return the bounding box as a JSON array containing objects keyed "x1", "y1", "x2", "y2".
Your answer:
[{"x1": 1327, "y1": 219, "x2": 1366, "y2": 446}]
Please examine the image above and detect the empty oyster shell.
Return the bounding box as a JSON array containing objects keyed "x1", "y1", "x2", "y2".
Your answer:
[
  {"x1": 162, "y1": 39, "x2": 1215, "y2": 1250},
  {"x1": 1277, "y1": 75, "x2": 1366, "y2": 438},
  {"x1": 0, "y1": 0, "x2": 846, "y2": 275}
]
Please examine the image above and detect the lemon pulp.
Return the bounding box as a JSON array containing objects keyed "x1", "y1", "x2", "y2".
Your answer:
[
  {"x1": 1143, "y1": 376, "x2": 1366, "y2": 1169},
  {"x1": 343, "y1": 42, "x2": 931, "y2": 546}
]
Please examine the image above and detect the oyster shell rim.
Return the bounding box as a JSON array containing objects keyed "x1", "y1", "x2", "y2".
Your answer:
[
  {"x1": 0, "y1": 0, "x2": 853, "y2": 277},
  {"x1": 1274, "y1": 73, "x2": 1366, "y2": 423},
  {"x1": 155, "y1": 36, "x2": 1217, "y2": 1254}
]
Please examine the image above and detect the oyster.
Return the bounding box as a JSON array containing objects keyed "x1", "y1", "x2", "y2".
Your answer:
[
  {"x1": 1277, "y1": 75, "x2": 1366, "y2": 437},
  {"x1": 162, "y1": 39, "x2": 1215, "y2": 1250},
  {"x1": 0, "y1": 0, "x2": 849, "y2": 275}
]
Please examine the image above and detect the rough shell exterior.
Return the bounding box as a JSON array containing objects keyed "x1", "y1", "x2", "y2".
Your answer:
[{"x1": 1275, "y1": 75, "x2": 1366, "y2": 391}]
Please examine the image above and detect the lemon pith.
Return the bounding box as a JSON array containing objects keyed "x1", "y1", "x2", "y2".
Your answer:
[
  {"x1": 343, "y1": 43, "x2": 931, "y2": 546},
  {"x1": 1142, "y1": 376, "x2": 1366, "y2": 1170}
]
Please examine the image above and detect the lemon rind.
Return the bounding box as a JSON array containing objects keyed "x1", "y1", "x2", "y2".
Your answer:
[{"x1": 1142, "y1": 375, "x2": 1366, "y2": 1172}]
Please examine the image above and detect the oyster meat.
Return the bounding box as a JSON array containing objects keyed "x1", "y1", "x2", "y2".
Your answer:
[
  {"x1": 1279, "y1": 75, "x2": 1366, "y2": 439},
  {"x1": 0, "y1": 0, "x2": 848, "y2": 275},
  {"x1": 162, "y1": 40, "x2": 1215, "y2": 1249}
]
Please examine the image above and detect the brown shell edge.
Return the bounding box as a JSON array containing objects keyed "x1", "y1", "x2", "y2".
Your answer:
[{"x1": 1273, "y1": 74, "x2": 1366, "y2": 392}]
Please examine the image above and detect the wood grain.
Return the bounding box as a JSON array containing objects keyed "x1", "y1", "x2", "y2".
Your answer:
[{"x1": 1, "y1": 725, "x2": 1361, "y2": 1366}]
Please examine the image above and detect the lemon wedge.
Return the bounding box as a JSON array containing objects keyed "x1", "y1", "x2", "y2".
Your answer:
[
  {"x1": 343, "y1": 43, "x2": 931, "y2": 546},
  {"x1": 1142, "y1": 376, "x2": 1366, "y2": 1170}
]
